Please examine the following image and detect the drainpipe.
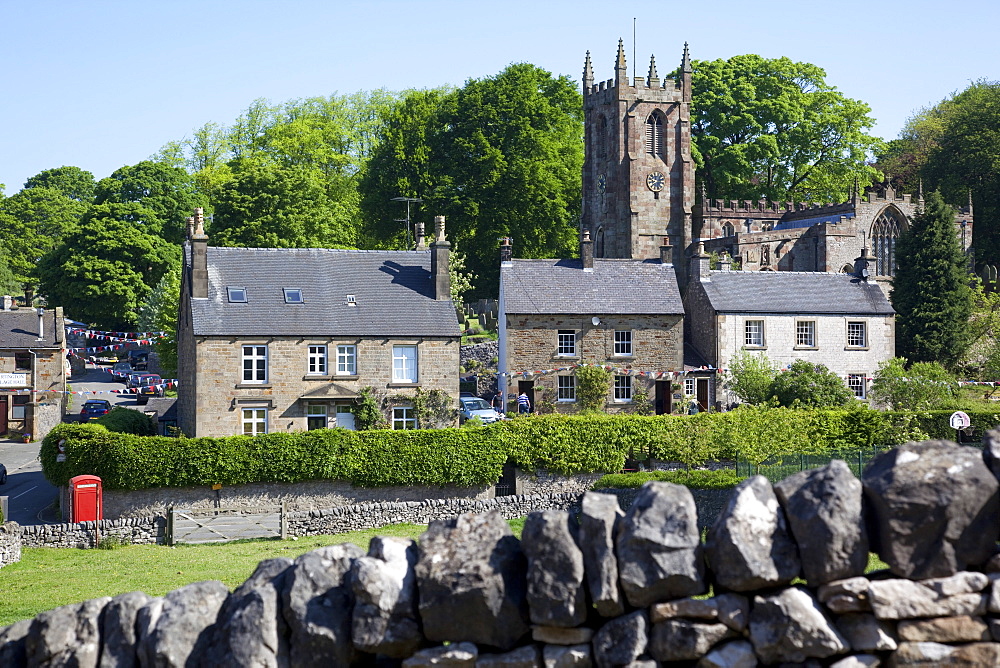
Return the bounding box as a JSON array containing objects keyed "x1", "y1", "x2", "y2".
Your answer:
[{"x1": 28, "y1": 348, "x2": 38, "y2": 436}]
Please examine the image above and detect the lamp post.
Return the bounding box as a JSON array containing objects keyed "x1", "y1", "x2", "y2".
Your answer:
[{"x1": 391, "y1": 197, "x2": 423, "y2": 249}]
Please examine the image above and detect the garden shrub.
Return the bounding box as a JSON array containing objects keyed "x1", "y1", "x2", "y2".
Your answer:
[
  {"x1": 593, "y1": 469, "x2": 743, "y2": 490},
  {"x1": 96, "y1": 407, "x2": 157, "y2": 436}
]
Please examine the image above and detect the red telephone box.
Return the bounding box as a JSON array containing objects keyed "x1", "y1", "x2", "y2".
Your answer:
[{"x1": 69, "y1": 475, "x2": 103, "y2": 523}]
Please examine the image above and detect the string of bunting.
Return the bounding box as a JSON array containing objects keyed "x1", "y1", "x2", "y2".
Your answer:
[
  {"x1": 66, "y1": 327, "x2": 166, "y2": 340},
  {"x1": 503, "y1": 363, "x2": 719, "y2": 380},
  {"x1": 5, "y1": 381, "x2": 179, "y2": 396}
]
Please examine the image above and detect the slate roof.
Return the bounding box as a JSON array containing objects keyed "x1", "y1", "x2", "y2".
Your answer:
[
  {"x1": 189, "y1": 247, "x2": 460, "y2": 337},
  {"x1": 0, "y1": 310, "x2": 63, "y2": 348},
  {"x1": 697, "y1": 270, "x2": 895, "y2": 315},
  {"x1": 502, "y1": 259, "x2": 684, "y2": 315}
]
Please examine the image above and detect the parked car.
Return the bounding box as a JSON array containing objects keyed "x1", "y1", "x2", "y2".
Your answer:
[
  {"x1": 135, "y1": 374, "x2": 165, "y2": 405},
  {"x1": 111, "y1": 361, "x2": 133, "y2": 380},
  {"x1": 127, "y1": 350, "x2": 149, "y2": 371},
  {"x1": 80, "y1": 399, "x2": 112, "y2": 421},
  {"x1": 459, "y1": 396, "x2": 502, "y2": 424},
  {"x1": 0, "y1": 462, "x2": 7, "y2": 485}
]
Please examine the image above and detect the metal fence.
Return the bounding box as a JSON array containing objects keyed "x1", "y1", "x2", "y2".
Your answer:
[{"x1": 736, "y1": 441, "x2": 985, "y2": 484}]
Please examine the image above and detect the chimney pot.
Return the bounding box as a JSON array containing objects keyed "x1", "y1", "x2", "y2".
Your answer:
[
  {"x1": 430, "y1": 215, "x2": 451, "y2": 301},
  {"x1": 500, "y1": 237, "x2": 513, "y2": 263},
  {"x1": 581, "y1": 229, "x2": 594, "y2": 270},
  {"x1": 659, "y1": 237, "x2": 673, "y2": 264}
]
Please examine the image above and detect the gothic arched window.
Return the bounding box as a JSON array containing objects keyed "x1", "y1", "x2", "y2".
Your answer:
[
  {"x1": 645, "y1": 113, "x2": 665, "y2": 158},
  {"x1": 871, "y1": 210, "x2": 902, "y2": 276},
  {"x1": 598, "y1": 116, "x2": 608, "y2": 160},
  {"x1": 721, "y1": 222, "x2": 734, "y2": 237}
]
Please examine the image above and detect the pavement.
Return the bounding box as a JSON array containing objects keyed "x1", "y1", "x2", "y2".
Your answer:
[{"x1": 0, "y1": 363, "x2": 139, "y2": 525}]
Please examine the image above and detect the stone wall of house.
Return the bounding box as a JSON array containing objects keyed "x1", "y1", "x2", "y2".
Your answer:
[
  {"x1": 8, "y1": 439, "x2": 1000, "y2": 666},
  {"x1": 505, "y1": 313, "x2": 684, "y2": 413},
  {"x1": 185, "y1": 335, "x2": 460, "y2": 437}
]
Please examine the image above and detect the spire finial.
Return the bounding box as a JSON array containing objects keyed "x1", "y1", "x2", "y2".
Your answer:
[
  {"x1": 918, "y1": 177, "x2": 924, "y2": 201},
  {"x1": 615, "y1": 38, "x2": 627, "y2": 84},
  {"x1": 583, "y1": 51, "x2": 594, "y2": 89},
  {"x1": 647, "y1": 54, "x2": 659, "y2": 84},
  {"x1": 681, "y1": 41, "x2": 692, "y2": 73}
]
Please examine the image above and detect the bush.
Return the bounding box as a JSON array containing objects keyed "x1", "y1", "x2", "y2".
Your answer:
[
  {"x1": 593, "y1": 469, "x2": 743, "y2": 490},
  {"x1": 96, "y1": 407, "x2": 157, "y2": 436},
  {"x1": 40, "y1": 409, "x2": 1000, "y2": 492}
]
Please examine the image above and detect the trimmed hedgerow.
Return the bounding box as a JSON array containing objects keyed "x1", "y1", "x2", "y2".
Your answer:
[
  {"x1": 593, "y1": 469, "x2": 744, "y2": 490},
  {"x1": 96, "y1": 407, "x2": 157, "y2": 436},
  {"x1": 40, "y1": 409, "x2": 1000, "y2": 491}
]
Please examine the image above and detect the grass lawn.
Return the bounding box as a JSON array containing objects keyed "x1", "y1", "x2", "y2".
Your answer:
[{"x1": 0, "y1": 519, "x2": 527, "y2": 627}]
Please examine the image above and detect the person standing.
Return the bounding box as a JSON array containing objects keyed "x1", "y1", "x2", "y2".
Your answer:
[
  {"x1": 492, "y1": 390, "x2": 505, "y2": 415},
  {"x1": 517, "y1": 391, "x2": 531, "y2": 414}
]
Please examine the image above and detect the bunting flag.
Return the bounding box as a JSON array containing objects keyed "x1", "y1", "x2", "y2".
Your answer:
[
  {"x1": 66, "y1": 327, "x2": 166, "y2": 341},
  {"x1": 502, "y1": 362, "x2": 719, "y2": 380},
  {"x1": 7, "y1": 380, "x2": 179, "y2": 396}
]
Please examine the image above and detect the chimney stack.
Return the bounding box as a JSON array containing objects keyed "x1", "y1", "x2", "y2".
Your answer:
[
  {"x1": 36, "y1": 306, "x2": 45, "y2": 341},
  {"x1": 659, "y1": 237, "x2": 672, "y2": 264},
  {"x1": 186, "y1": 216, "x2": 195, "y2": 240},
  {"x1": 500, "y1": 237, "x2": 513, "y2": 264},
  {"x1": 54, "y1": 306, "x2": 64, "y2": 344},
  {"x1": 853, "y1": 245, "x2": 876, "y2": 281},
  {"x1": 690, "y1": 242, "x2": 711, "y2": 282},
  {"x1": 581, "y1": 229, "x2": 594, "y2": 270},
  {"x1": 430, "y1": 215, "x2": 451, "y2": 301},
  {"x1": 414, "y1": 221, "x2": 426, "y2": 250},
  {"x1": 191, "y1": 207, "x2": 209, "y2": 299}
]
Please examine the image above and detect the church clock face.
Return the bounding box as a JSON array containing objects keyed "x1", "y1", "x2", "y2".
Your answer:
[
  {"x1": 597, "y1": 173, "x2": 607, "y2": 194},
  {"x1": 646, "y1": 171, "x2": 665, "y2": 192}
]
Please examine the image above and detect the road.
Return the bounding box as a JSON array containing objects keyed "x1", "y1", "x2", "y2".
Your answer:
[{"x1": 0, "y1": 364, "x2": 137, "y2": 524}]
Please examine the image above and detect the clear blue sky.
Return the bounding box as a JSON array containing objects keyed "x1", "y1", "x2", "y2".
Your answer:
[{"x1": 1, "y1": 0, "x2": 996, "y2": 195}]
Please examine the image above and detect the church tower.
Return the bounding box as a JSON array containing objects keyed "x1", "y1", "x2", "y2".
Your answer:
[{"x1": 581, "y1": 41, "x2": 695, "y2": 282}]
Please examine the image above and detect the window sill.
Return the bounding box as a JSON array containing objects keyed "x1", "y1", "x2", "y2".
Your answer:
[
  {"x1": 554, "y1": 354, "x2": 580, "y2": 360},
  {"x1": 303, "y1": 374, "x2": 359, "y2": 381},
  {"x1": 611, "y1": 354, "x2": 634, "y2": 359},
  {"x1": 614, "y1": 399, "x2": 634, "y2": 404},
  {"x1": 334, "y1": 374, "x2": 360, "y2": 381},
  {"x1": 557, "y1": 399, "x2": 576, "y2": 403},
  {"x1": 743, "y1": 345, "x2": 767, "y2": 351},
  {"x1": 793, "y1": 346, "x2": 818, "y2": 351},
  {"x1": 387, "y1": 382, "x2": 420, "y2": 388},
  {"x1": 845, "y1": 346, "x2": 869, "y2": 351},
  {"x1": 235, "y1": 383, "x2": 271, "y2": 389}
]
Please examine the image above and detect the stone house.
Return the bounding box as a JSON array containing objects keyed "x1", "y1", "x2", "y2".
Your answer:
[
  {"x1": 684, "y1": 245, "x2": 896, "y2": 407},
  {"x1": 177, "y1": 211, "x2": 461, "y2": 438},
  {"x1": 499, "y1": 234, "x2": 686, "y2": 414},
  {"x1": 0, "y1": 298, "x2": 67, "y2": 440}
]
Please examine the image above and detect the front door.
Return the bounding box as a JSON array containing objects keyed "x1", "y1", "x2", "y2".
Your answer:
[
  {"x1": 654, "y1": 381, "x2": 671, "y2": 415},
  {"x1": 517, "y1": 381, "x2": 535, "y2": 413},
  {"x1": 0, "y1": 396, "x2": 7, "y2": 435},
  {"x1": 696, "y1": 377, "x2": 710, "y2": 412},
  {"x1": 334, "y1": 405, "x2": 356, "y2": 430}
]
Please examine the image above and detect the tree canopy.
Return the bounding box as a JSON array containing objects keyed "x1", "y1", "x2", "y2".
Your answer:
[
  {"x1": 0, "y1": 184, "x2": 89, "y2": 283},
  {"x1": 769, "y1": 359, "x2": 855, "y2": 408},
  {"x1": 23, "y1": 166, "x2": 95, "y2": 201},
  {"x1": 684, "y1": 55, "x2": 883, "y2": 202},
  {"x1": 37, "y1": 204, "x2": 180, "y2": 329},
  {"x1": 360, "y1": 64, "x2": 584, "y2": 298},
  {"x1": 891, "y1": 191, "x2": 973, "y2": 368},
  {"x1": 868, "y1": 357, "x2": 957, "y2": 410}
]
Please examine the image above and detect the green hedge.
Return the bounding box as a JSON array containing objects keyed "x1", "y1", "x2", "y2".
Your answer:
[
  {"x1": 40, "y1": 409, "x2": 1000, "y2": 492},
  {"x1": 593, "y1": 469, "x2": 744, "y2": 490},
  {"x1": 96, "y1": 407, "x2": 157, "y2": 436}
]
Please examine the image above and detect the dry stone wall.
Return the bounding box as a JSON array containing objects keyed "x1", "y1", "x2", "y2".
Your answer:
[{"x1": 7, "y1": 437, "x2": 1000, "y2": 666}]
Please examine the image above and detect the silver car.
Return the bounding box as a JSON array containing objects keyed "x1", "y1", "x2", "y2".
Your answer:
[{"x1": 459, "y1": 396, "x2": 502, "y2": 424}]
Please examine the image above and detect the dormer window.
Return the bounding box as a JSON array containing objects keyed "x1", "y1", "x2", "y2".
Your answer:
[
  {"x1": 346, "y1": 295, "x2": 357, "y2": 306},
  {"x1": 227, "y1": 287, "x2": 247, "y2": 303},
  {"x1": 284, "y1": 288, "x2": 303, "y2": 304}
]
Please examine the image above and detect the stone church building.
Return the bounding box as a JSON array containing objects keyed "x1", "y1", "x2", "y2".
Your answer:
[{"x1": 581, "y1": 40, "x2": 974, "y2": 294}]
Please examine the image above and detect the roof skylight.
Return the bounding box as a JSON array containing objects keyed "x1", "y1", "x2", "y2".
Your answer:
[
  {"x1": 227, "y1": 287, "x2": 247, "y2": 303},
  {"x1": 284, "y1": 288, "x2": 303, "y2": 304}
]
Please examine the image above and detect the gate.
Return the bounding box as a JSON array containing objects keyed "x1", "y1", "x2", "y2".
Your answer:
[
  {"x1": 494, "y1": 460, "x2": 517, "y2": 497},
  {"x1": 168, "y1": 504, "x2": 286, "y2": 545}
]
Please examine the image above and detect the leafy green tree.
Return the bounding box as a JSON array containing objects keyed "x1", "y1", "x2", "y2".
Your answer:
[
  {"x1": 0, "y1": 254, "x2": 21, "y2": 295},
  {"x1": 892, "y1": 191, "x2": 973, "y2": 367},
  {"x1": 869, "y1": 357, "x2": 957, "y2": 410},
  {"x1": 37, "y1": 204, "x2": 180, "y2": 329},
  {"x1": 575, "y1": 364, "x2": 612, "y2": 413},
  {"x1": 361, "y1": 65, "x2": 583, "y2": 298},
  {"x1": 683, "y1": 55, "x2": 883, "y2": 202},
  {"x1": 0, "y1": 185, "x2": 89, "y2": 283},
  {"x1": 769, "y1": 359, "x2": 854, "y2": 408},
  {"x1": 23, "y1": 166, "x2": 96, "y2": 201},
  {"x1": 94, "y1": 161, "x2": 206, "y2": 244},
  {"x1": 724, "y1": 350, "x2": 777, "y2": 404},
  {"x1": 137, "y1": 265, "x2": 181, "y2": 377},
  {"x1": 210, "y1": 160, "x2": 357, "y2": 248}
]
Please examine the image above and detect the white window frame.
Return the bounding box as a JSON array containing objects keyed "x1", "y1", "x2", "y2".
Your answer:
[
  {"x1": 283, "y1": 288, "x2": 303, "y2": 303},
  {"x1": 614, "y1": 375, "x2": 633, "y2": 402},
  {"x1": 11, "y1": 395, "x2": 28, "y2": 419},
  {"x1": 306, "y1": 403, "x2": 328, "y2": 429},
  {"x1": 227, "y1": 286, "x2": 247, "y2": 303},
  {"x1": 557, "y1": 375, "x2": 576, "y2": 402},
  {"x1": 392, "y1": 345, "x2": 418, "y2": 383},
  {"x1": 336, "y1": 344, "x2": 357, "y2": 376},
  {"x1": 684, "y1": 378, "x2": 695, "y2": 396},
  {"x1": 614, "y1": 330, "x2": 633, "y2": 356},
  {"x1": 796, "y1": 320, "x2": 816, "y2": 348},
  {"x1": 557, "y1": 330, "x2": 577, "y2": 356},
  {"x1": 392, "y1": 406, "x2": 416, "y2": 429},
  {"x1": 745, "y1": 320, "x2": 765, "y2": 347},
  {"x1": 242, "y1": 408, "x2": 268, "y2": 436},
  {"x1": 307, "y1": 345, "x2": 327, "y2": 375},
  {"x1": 847, "y1": 321, "x2": 867, "y2": 348},
  {"x1": 242, "y1": 345, "x2": 267, "y2": 384},
  {"x1": 847, "y1": 374, "x2": 867, "y2": 399}
]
